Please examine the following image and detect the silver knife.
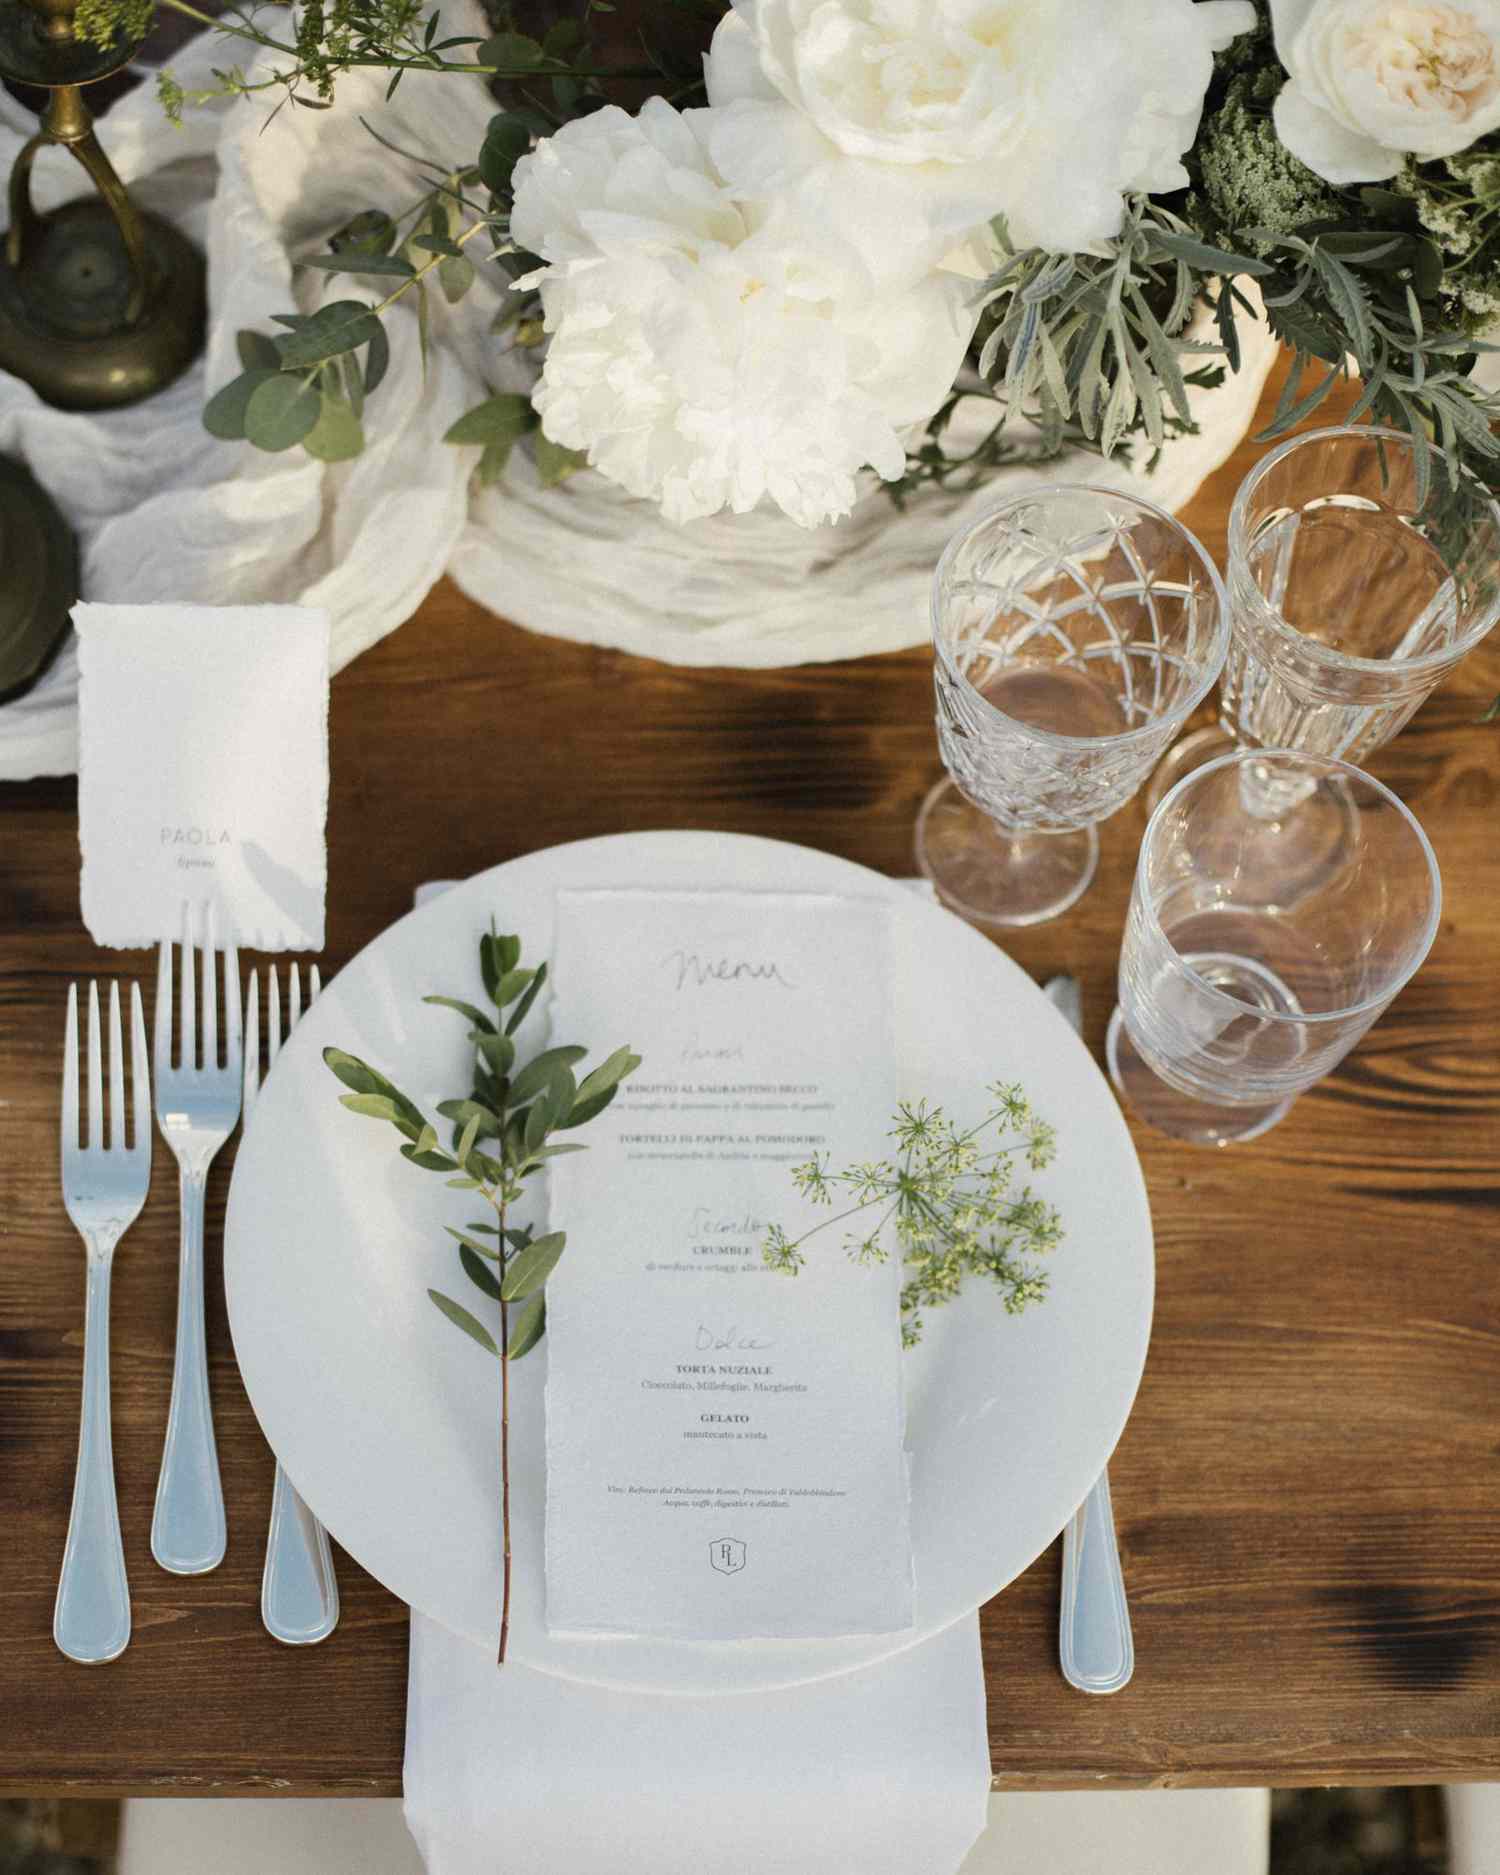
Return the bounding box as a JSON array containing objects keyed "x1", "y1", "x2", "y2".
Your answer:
[{"x1": 1044, "y1": 974, "x2": 1135, "y2": 1696}]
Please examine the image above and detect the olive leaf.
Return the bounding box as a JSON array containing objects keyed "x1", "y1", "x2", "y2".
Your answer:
[{"x1": 428, "y1": 1289, "x2": 498, "y2": 1356}]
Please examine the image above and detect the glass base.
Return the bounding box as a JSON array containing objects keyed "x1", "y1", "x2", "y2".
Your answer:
[
  {"x1": 1105, "y1": 1007, "x2": 1294, "y2": 1146},
  {"x1": 915, "y1": 778, "x2": 1099, "y2": 928},
  {"x1": 1142, "y1": 723, "x2": 1235, "y2": 818}
]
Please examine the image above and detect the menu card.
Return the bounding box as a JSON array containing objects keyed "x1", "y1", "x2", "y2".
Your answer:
[{"x1": 545, "y1": 889, "x2": 914, "y2": 1642}]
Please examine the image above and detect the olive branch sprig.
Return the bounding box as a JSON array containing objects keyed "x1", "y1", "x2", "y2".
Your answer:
[
  {"x1": 763, "y1": 1088, "x2": 1062, "y2": 1348},
  {"x1": 325, "y1": 922, "x2": 640, "y2": 1664}
]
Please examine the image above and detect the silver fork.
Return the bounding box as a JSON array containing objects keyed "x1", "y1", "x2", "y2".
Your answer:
[
  {"x1": 245, "y1": 963, "x2": 340, "y2": 1645},
  {"x1": 152, "y1": 904, "x2": 242, "y2": 1575},
  {"x1": 55, "y1": 981, "x2": 151, "y2": 1664}
]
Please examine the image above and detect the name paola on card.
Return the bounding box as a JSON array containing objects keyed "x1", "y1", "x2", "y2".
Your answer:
[{"x1": 543, "y1": 889, "x2": 914, "y2": 1643}]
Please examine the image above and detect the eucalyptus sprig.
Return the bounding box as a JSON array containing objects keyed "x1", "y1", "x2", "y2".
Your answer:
[
  {"x1": 325, "y1": 922, "x2": 640, "y2": 1663},
  {"x1": 763, "y1": 1089, "x2": 1062, "y2": 1348}
]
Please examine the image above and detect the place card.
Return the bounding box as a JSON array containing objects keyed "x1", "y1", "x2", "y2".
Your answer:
[
  {"x1": 544, "y1": 889, "x2": 914, "y2": 1642},
  {"x1": 75, "y1": 602, "x2": 329, "y2": 950}
]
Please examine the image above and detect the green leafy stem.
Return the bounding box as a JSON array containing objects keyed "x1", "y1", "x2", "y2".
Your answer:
[{"x1": 325, "y1": 921, "x2": 641, "y2": 1663}]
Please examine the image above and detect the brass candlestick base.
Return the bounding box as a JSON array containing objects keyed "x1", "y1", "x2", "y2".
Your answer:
[
  {"x1": 0, "y1": 0, "x2": 206, "y2": 410},
  {"x1": 0, "y1": 195, "x2": 205, "y2": 408},
  {"x1": 0, "y1": 454, "x2": 77, "y2": 702}
]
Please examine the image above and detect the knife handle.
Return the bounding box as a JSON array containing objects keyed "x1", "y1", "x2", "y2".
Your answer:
[{"x1": 1059, "y1": 1467, "x2": 1134, "y2": 1694}]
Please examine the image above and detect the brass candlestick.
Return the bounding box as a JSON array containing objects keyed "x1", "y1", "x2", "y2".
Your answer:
[{"x1": 0, "y1": 0, "x2": 205, "y2": 408}]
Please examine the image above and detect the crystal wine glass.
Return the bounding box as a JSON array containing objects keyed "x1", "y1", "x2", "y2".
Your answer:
[
  {"x1": 1107, "y1": 748, "x2": 1441, "y2": 1147},
  {"x1": 1146, "y1": 423, "x2": 1500, "y2": 810},
  {"x1": 917, "y1": 486, "x2": 1229, "y2": 927}
]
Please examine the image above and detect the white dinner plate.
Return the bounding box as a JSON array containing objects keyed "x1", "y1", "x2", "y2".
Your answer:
[{"x1": 225, "y1": 832, "x2": 1153, "y2": 1694}]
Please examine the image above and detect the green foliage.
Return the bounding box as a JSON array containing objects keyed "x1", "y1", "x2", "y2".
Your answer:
[
  {"x1": 764, "y1": 1089, "x2": 1062, "y2": 1348},
  {"x1": 325, "y1": 922, "x2": 640, "y2": 1360},
  {"x1": 74, "y1": 0, "x2": 154, "y2": 51}
]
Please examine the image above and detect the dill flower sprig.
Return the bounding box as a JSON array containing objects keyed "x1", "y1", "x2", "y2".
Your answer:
[{"x1": 763, "y1": 1089, "x2": 1062, "y2": 1348}]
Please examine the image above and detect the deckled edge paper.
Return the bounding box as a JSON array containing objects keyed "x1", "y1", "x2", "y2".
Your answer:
[
  {"x1": 76, "y1": 602, "x2": 329, "y2": 951},
  {"x1": 543, "y1": 887, "x2": 914, "y2": 1643}
]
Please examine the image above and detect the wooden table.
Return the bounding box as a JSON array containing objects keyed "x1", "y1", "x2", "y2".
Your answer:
[{"x1": 3, "y1": 368, "x2": 1499, "y2": 1797}]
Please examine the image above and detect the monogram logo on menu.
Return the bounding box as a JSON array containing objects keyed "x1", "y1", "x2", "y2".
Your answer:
[
  {"x1": 709, "y1": 1537, "x2": 747, "y2": 1576},
  {"x1": 666, "y1": 950, "x2": 796, "y2": 991}
]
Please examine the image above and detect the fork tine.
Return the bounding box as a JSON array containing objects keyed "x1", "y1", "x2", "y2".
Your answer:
[
  {"x1": 179, "y1": 902, "x2": 195, "y2": 1073},
  {"x1": 225, "y1": 934, "x2": 242, "y2": 1072},
  {"x1": 244, "y1": 967, "x2": 261, "y2": 1108},
  {"x1": 62, "y1": 983, "x2": 79, "y2": 1158},
  {"x1": 268, "y1": 964, "x2": 282, "y2": 1065},
  {"x1": 310, "y1": 965, "x2": 321, "y2": 1000},
  {"x1": 203, "y1": 906, "x2": 218, "y2": 1073},
  {"x1": 155, "y1": 936, "x2": 172, "y2": 1080},
  {"x1": 107, "y1": 983, "x2": 124, "y2": 1151},
  {"x1": 289, "y1": 963, "x2": 303, "y2": 1031},
  {"x1": 86, "y1": 983, "x2": 103, "y2": 1151},
  {"x1": 131, "y1": 983, "x2": 150, "y2": 1160}
]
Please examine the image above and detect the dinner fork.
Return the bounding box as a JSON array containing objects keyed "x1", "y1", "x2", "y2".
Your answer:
[
  {"x1": 152, "y1": 905, "x2": 242, "y2": 1575},
  {"x1": 245, "y1": 964, "x2": 340, "y2": 1645},
  {"x1": 55, "y1": 982, "x2": 151, "y2": 1664}
]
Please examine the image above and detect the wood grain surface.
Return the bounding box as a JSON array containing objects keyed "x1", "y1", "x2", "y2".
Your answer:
[{"x1": 2, "y1": 363, "x2": 1499, "y2": 1795}]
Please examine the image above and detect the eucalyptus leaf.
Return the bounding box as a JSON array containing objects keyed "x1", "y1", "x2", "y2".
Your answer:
[
  {"x1": 364, "y1": 321, "x2": 391, "y2": 396},
  {"x1": 275, "y1": 300, "x2": 382, "y2": 368},
  {"x1": 477, "y1": 30, "x2": 544, "y2": 69},
  {"x1": 534, "y1": 429, "x2": 588, "y2": 486},
  {"x1": 300, "y1": 252, "x2": 415, "y2": 279},
  {"x1": 302, "y1": 391, "x2": 365, "y2": 462},
  {"x1": 445, "y1": 392, "x2": 535, "y2": 448},
  {"x1": 479, "y1": 114, "x2": 531, "y2": 196},
  {"x1": 244, "y1": 372, "x2": 323, "y2": 451},
  {"x1": 203, "y1": 368, "x2": 281, "y2": 441},
  {"x1": 440, "y1": 254, "x2": 476, "y2": 305},
  {"x1": 236, "y1": 329, "x2": 282, "y2": 372},
  {"x1": 411, "y1": 231, "x2": 464, "y2": 258},
  {"x1": 506, "y1": 1291, "x2": 546, "y2": 1359},
  {"x1": 330, "y1": 207, "x2": 397, "y2": 259},
  {"x1": 429, "y1": 1288, "x2": 498, "y2": 1355},
  {"x1": 456, "y1": 1111, "x2": 482, "y2": 1167}
]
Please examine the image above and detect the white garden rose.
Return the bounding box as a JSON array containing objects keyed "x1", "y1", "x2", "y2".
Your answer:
[
  {"x1": 1272, "y1": 0, "x2": 1500, "y2": 183},
  {"x1": 704, "y1": 0, "x2": 1257, "y2": 267},
  {"x1": 510, "y1": 99, "x2": 976, "y2": 530}
]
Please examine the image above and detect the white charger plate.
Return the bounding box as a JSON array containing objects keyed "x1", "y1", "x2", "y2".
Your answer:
[{"x1": 224, "y1": 832, "x2": 1153, "y2": 1695}]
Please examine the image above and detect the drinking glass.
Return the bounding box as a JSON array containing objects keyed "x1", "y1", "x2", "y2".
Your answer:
[
  {"x1": 1107, "y1": 749, "x2": 1441, "y2": 1147},
  {"x1": 918, "y1": 486, "x2": 1229, "y2": 927},
  {"x1": 1147, "y1": 423, "x2": 1500, "y2": 809}
]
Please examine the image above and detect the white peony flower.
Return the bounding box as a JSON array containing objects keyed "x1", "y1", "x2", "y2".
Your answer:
[
  {"x1": 510, "y1": 99, "x2": 976, "y2": 529},
  {"x1": 703, "y1": 0, "x2": 1257, "y2": 266},
  {"x1": 1271, "y1": 0, "x2": 1500, "y2": 183}
]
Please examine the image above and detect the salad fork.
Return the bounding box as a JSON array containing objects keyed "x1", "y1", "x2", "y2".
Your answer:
[
  {"x1": 152, "y1": 905, "x2": 242, "y2": 1575},
  {"x1": 55, "y1": 981, "x2": 151, "y2": 1664},
  {"x1": 245, "y1": 963, "x2": 340, "y2": 1645}
]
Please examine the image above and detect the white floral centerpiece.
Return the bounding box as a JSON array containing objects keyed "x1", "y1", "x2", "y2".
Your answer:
[{"x1": 65, "y1": 0, "x2": 1500, "y2": 664}]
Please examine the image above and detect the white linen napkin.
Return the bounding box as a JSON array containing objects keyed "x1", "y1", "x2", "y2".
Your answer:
[
  {"x1": 404, "y1": 873, "x2": 990, "y2": 1875},
  {"x1": 76, "y1": 602, "x2": 329, "y2": 950}
]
